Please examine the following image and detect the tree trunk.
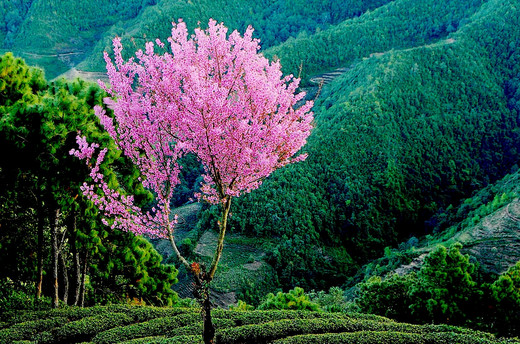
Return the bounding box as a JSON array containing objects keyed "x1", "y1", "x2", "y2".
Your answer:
[
  {"x1": 80, "y1": 250, "x2": 89, "y2": 307},
  {"x1": 35, "y1": 206, "x2": 45, "y2": 299},
  {"x1": 197, "y1": 198, "x2": 232, "y2": 344},
  {"x1": 59, "y1": 250, "x2": 69, "y2": 305},
  {"x1": 71, "y1": 217, "x2": 81, "y2": 306},
  {"x1": 51, "y1": 208, "x2": 60, "y2": 308},
  {"x1": 72, "y1": 247, "x2": 81, "y2": 306},
  {"x1": 202, "y1": 285, "x2": 215, "y2": 344},
  {"x1": 168, "y1": 198, "x2": 231, "y2": 344},
  {"x1": 193, "y1": 270, "x2": 215, "y2": 344},
  {"x1": 208, "y1": 197, "x2": 231, "y2": 280}
]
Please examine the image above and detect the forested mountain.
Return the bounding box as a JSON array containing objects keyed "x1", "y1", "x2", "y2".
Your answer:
[
  {"x1": 0, "y1": 0, "x2": 393, "y2": 79},
  {"x1": 2, "y1": 0, "x2": 520, "y2": 337},
  {"x1": 227, "y1": 0, "x2": 520, "y2": 289}
]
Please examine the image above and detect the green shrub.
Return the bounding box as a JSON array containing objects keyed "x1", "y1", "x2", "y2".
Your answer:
[
  {"x1": 215, "y1": 318, "x2": 365, "y2": 344},
  {"x1": 155, "y1": 335, "x2": 204, "y2": 344},
  {"x1": 0, "y1": 279, "x2": 51, "y2": 314},
  {"x1": 0, "y1": 305, "x2": 513, "y2": 344},
  {"x1": 272, "y1": 330, "x2": 510, "y2": 344},
  {"x1": 229, "y1": 300, "x2": 255, "y2": 311},
  {"x1": 91, "y1": 313, "x2": 200, "y2": 344},
  {"x1": 119, "y1": 334, "x2": 204, "y2": 344},
  {"x1": 356, "y1": 273, "x2": 417, "y2": 323},
  {"x1": 0, "y1": 317, "x2": 65, "y2": 342},
  {"x1": 272, "y1": 331, "x2": 426, "y2": 344},
  {"x1": 118, "y1": 336, "x2": 166, "y2": 343},
  {"x1": 491, "y1": 261, "x2": 520, "y2": 336},
  {"x1": 124, "y1": 306, "x2": 195, "y2": 322},
  {"x1": 211, "y1": 309, "x2": 372, "y2": 327},
  {"x1": 34, "y1": 312, "x2": 133, "y2": 344},
  {"x1": 257, "y1": 287, "x2": 320, "y2": 311},
  {"x1": 215, "y1": 316, "x2": 500, "y2": 344},
  {"x1": 308, "y1": 287, "x2": 349, "y2": 313}
]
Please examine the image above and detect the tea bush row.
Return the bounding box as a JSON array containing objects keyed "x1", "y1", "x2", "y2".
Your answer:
[
  {"x1": 272, "y1": 331, "x2": 519, "y2": 344},
  {"x1": 34, "y1": 312, "x2": 134, "y2": 344},
  {"x1": 0, "y1": 317, "x2": 66, "y2": 343},
  {"x1": 1, "y1": 306, "x2": 516, "y2": 344},
  {"x1": 91, "y1": 313, "x2": 201, "y2": 344},
  {"x1": 214, "y1": 318, "x2": 500, "y2": 344}
]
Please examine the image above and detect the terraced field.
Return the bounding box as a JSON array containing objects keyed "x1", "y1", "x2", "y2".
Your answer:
[{"x1": 1, "y1": 305, "x2": 518, "y2": 344}]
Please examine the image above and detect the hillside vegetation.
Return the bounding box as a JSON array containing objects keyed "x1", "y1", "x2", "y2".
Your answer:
[
  {"x1": 227, "y1": 0, "x2": 520, "y2": 290},
  {"x1": 0, "y1": 0, "x2": 393, "y2": 79},
  {"x1": 1, "y1": 305, "x2": 518, "y2": 344},
  {"x1": 2, "y1": 0, "x2": 520, "y2": 340}
]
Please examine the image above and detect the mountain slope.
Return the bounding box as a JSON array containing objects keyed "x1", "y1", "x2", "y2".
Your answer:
[
  {"x1": 0, "y1": 0, "x2": 395, "y2": 79},
  {"x1": 229, "y1": 0, "x2": 520, "y2": 289},
  {"x1": 1, "y1": 0, "x2": 155, "y2": 78},
  {"x1": 263, "y1": 0, "x2": 488, "y2": 83}
]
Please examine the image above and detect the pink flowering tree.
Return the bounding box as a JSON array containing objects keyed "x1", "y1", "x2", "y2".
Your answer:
[{"x1": 71, "y1": 19, "x2": 313, "y2": 343}]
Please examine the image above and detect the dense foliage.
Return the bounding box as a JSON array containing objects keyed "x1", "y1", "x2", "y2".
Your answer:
[
  {"x1": 227, "y1": 0, "x2": 520, "y2": 291},
  {"x1": 2, "y1": 0, "x2": 520, "y2": 339},
  {"x1": 0, "y1": 0, "x2": 393, "y2": 79},
  {"x1": 355, "y1": 243, "x2": 520, "y2": 337},
  {"x1": 491, "y1": 261, "x2": 520, "y2": 337},
  {"x1": 0, "y1": 52, "x2": 178, "y2": 308},
  {"x1": 1, "y1": 304, "x2": 517, "y2": 344}
]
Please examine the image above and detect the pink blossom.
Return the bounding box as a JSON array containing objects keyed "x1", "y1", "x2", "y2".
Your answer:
[{"x1": 71, "y1": 19, "x2": 313, "y2": 241}]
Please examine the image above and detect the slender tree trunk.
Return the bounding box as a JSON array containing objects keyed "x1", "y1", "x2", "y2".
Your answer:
[
  {"x1": 168, "y1": 197, "x2": 231, "y2": 344},
  {"x1": 71, "y1": 215, "x2": 81, "y2": 306},
  {"x1": 208, "y1": 197, "x2": 231, "y2": 280},
  {"x1": 80, "y1": 250, "x2": 89, "y2": 307},
  {"x1": 198, "y1": 198, "x2": 232, "y2": 344},
  {"x1": 35, "y1": 206, "x2": 45, "y2": 299},
  {"x1": 73, "y1": 247, "x2": 81, "y2": 306},
  {"x1": 51, "y1": 208, "x2": 60, "y2": 308},
  {"x1": 193, "y1": 269, "x2": 215, "y2": 344},
  {"x1": 202, "y1": 294, "x2": 214, "y2": 344},
  {"x1": 59, "y1": 250, "x2": 69, "y2": 305}
]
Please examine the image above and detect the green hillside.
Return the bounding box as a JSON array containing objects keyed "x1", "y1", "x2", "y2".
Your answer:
[
  {"x1": 228, "y1": 0, "x2": 520, "y2": 290},
  {"x1": 0, "y1": 0, "x2": 394, "y2": 79},
  {"x1": 264, "y1": 0, "x2": 488, "y2": 82},
  {"x1": 0, "y1": 0, "x2": 155, "y2": 78}
]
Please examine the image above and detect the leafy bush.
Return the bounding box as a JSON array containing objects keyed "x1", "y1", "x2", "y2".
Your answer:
[
  {"x1": 272, "y1": 331, "x2": 427, "y2": 344},
  {"x1": 272, "y1": 331, "x2": 511, "y2": 344},
  {"x1": 0, "y1": 305, "x2": 514, "y2": 344},
  {"x1": 35, "y1": 312, "x2": 134, "y2": 344},
  {"x1": 0, "y1": 278, "x2": 51, "y2": 313},
  {"x1": 121, "y1": 334, "x2": 203, "y2": 344},
  {"x1": 357, "y1": 273, "x2": 417, "y2": 323},
  {"x1": 0, "y1": 317, "x2": 66, "y2": 343},
  {"x1": 91, "y1": 313, "x2": 200, "y2": 344},
  {"x1": 308, "y1": 287, "x2": 351, "y2": 313},
  {"x1": 258, "y1": 287, "x2": 320, "y2": 311},
  {"x1": 229, "y1": 300, "x2": 255, "y2": 311}
]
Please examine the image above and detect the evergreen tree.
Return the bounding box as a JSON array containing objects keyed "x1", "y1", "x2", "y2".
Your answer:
[
  {"x1": 410, "y1": 243, "x2": 481, "y2": 325},
  {"x1": 491, "y1": 261, "x2": 520, "y2": 336}
]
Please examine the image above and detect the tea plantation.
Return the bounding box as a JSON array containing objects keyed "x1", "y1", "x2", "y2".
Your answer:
[{"x1": 1, "y1": 305, "x2": 518, "y2": 344}]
